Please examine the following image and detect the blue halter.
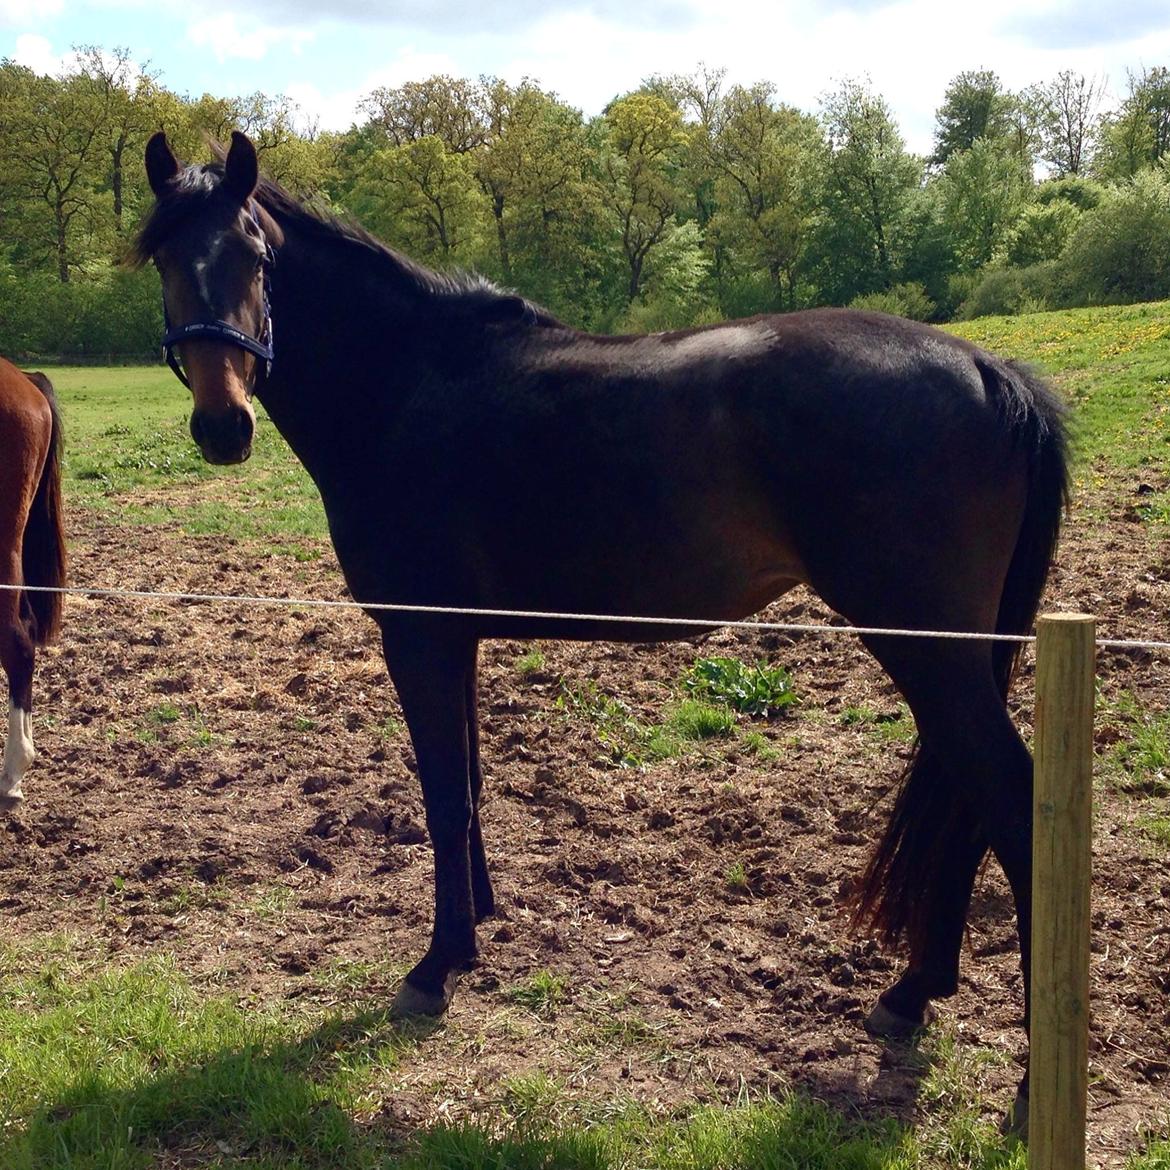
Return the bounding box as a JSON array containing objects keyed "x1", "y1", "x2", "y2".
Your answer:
[{"x1": 160, "y1": 204, "x2": 275, "y2": 394}]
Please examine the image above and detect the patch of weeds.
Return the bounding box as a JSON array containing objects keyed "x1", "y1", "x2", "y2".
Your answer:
[
  {"x1": 1137, "y1": 816, "x2": 1170, "y2": 848},
  {"x1": 1130, "y1": 1136, "x2": 1170, "y2": 1169},
  {"x1": 250, "y1": 884, "x2": 295, "y2": 921},
  {"x1": 505, "y1": 969, "x2": 569, "y2": 1017},
  {"x1": 579, "y1": 994, "x2": 660, "y2": 1052},
  {"x1": 159, "y1": 878, "x2": 233, "y2": 917},
  {"x1": 683, "y1": 656, "x2": 798, "y2": 716},
  {"x1": 379, "y1": 715, "x2": 405, "y2": 740},
  {"x1": 1103, "y1": 693, "x2": 1170, "y2": 795},
  {"x1": 292, "y1": 714, "x2": 317, "y2": 733},
  {"x1": 840, "y1": 703, "x2": 917, "y2": 745},
  {"x1": 515, "y1": 646, "x2": 547, "y2": 677},
  {"x1": 916, "y1": 1026, "x2": 1021, "y2": 1166},
  {"x1": 498, "y1": 1071, "x2": 564, "y2": 1128},
  {"x1": 742, "y1": 730, "x2": 779, "y2": 759},
  {"x1": 186, "y1": 709, "x2": 215, "y2": 749},
  {"x1": 725, "y1": 860, "x2": 750, "y2": 893},
  {"x1": 149, "y1": 702, "x2": 181, "y2": 726},
  {"x1": 558, "y1": 680, "x2": 651, "y2": 766},
  {"x1": 311, "y1": 959, "x2": 394, "y2": 996},
  {"x1": 667, "y1": 698, "x2": 736, "y2": 741}
]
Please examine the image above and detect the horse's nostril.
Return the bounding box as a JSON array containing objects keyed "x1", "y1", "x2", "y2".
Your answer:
[
  {"x1": 189, "y1": 412, "x2": 205, "y2": 447},
  {"x1": 237, "y1": 408, "x2": 255, "y2": 447}
]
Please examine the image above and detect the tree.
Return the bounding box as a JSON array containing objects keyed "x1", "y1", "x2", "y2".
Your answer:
[
  {"x1": 351, "y1": 134, "x2": 489, "y2": 264},
  {"x1": 359, "y1": 76, "x2": 487, "y2": 153},
  {"x1": 817, "y1": 78, "x2": 921, "y2": 301},
  {"x1": 1096, "y1": 67, "x2": 1170, "y2": 179},
  {"x1": 1061, "y1": 166, "x2": 1170, "y2": 303},
  {"x1": 595, "y1": 92, "x2": 688, "y2": 303},
  {"x1": 70, "y1": 46, "x2": 166, "y2": 239},
  {"x1": 932, "y1": 69, "x2": 1015, "y2": 165},
  {"x1": 703, "y1": 83, "x2": 826, "y2": 309},
  {"x1": 1031, "y1": 70, "x2": 1105, "y2": 177},
  {"x1": 938, "y1": 137, "x2": 1031, "y2": 271},
  {"x1": 0, "y1": 59, "x2": 112, "y2": 280}
]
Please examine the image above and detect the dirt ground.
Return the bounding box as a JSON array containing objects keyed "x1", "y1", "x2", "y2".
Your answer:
[{"x1": 2, "y1": 465, "x2": 1168, "y2": 1167}]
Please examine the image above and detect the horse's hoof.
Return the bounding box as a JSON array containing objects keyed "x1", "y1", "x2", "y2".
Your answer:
[
  {"x1": 0, "y1": 790, "x2": 24, "y2": 814},
  {"x1": 864, "y1": 998, "x2": 935, "y2": 1040},
  {"x1": 1001, "y1": 1087, "x2": 1028, "y2": 1142},
  {"x1": 390, "y1": 973, "x2": 455, "y2": 1020}
]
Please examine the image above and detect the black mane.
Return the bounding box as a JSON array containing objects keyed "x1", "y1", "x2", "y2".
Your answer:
[{"x1": 132, "y1": 160, "x2": 564, "y2": 329}]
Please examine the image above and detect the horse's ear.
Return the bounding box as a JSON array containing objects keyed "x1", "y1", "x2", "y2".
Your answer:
[
  {"x1": 223, "y1": 131, "x2": 259, "y2": 204},
  {"x1": 145, "y1": 132, "x2": 180, "y2": 197}
]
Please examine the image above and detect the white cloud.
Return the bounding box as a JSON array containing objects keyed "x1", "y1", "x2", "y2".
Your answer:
[
  {"x1": 0, "y1": 0, "x2": 62, "y2": 28},
  {"x1": 185, "y1": 12, "x2": 314, "y2": 63},
  {"x1": 11, "y1": 31, "x2": 65, "y2": 74},
  {"x1": 283, "y1": 47, "x2": 463, "y2": 131}
]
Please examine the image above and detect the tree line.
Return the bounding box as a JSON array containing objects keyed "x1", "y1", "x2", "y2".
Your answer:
[{"x1": 3, "y1": 50, "x2": 1170, "y2": 356}]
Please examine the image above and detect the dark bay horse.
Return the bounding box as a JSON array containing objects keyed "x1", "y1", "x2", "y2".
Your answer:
[
  {"x1": 0, "y1": 356, "x2": 66, "y2": 810},
  {"x1": 138, "y1": 132, "x2": 1068, "y2": 1111}
]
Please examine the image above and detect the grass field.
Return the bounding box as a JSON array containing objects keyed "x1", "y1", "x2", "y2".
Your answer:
[
  {"x1": 56, "y1": 365, "x2": 327, "y2": 549},
  {"x1": 6, "y1": 302, "x2": 1170, "y2": 1168}
]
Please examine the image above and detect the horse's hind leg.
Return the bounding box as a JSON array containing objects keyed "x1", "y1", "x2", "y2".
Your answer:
[
  {"x1": 0, "y1": 558, "x2": 36, "y2": 811},
  {"x1": 865, "y1": 744, "x2": 989, "y2": 1036},
  {"x1": 858, "y1": 636, "x2": 1033, "y2": 1038}
]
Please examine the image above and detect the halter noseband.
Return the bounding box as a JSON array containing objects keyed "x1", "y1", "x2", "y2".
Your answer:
[{"x1": 160, "y1": 203, "x2": 275, "y2": 394}]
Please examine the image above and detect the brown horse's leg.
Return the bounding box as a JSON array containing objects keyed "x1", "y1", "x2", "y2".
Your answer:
[
  {"x1": 382, "y1": 624, "x2": 479, "y2": 1018},
  {"x1": 865, "y1": 747, "x2": 988, "y2": 1036},
  {"x1": 858, "y1": 637, "x2": 1034, "y2": 1041},
  {"x1": 465, "y1": 653, "x2": 495, "y2": 924},
  {"x1": 0, "y1": 555, "x2": 36, "y2": 810}
]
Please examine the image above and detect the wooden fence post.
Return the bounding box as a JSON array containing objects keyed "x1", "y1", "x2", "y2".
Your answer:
[{"x1": 1030, "y1": 612, "x2": 1095, "y2": 1170}]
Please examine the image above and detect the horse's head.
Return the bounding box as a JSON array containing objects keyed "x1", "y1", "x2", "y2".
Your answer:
[{"x1": 141, "y1": 131, "x2": 279, "y2": 465}]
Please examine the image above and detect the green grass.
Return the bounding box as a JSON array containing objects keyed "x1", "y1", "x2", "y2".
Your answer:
[
  {"x1": 951, "y1": 302, "x2": 1170, "y2": 521},
  {"x1": 515, "y1": 647, "x2": 547, "y2": 677},
  {"x1": 1131, "y1": 1139, "x2": 1170, "y2": 1169},
  {"x1": 1137, "y1": 816, "x2": 1170, "y2": 847},
  {"x1": 0, "y1": 938, "x2": 416, "y2": 1170},
  {"x1": 504, "y1": 969, "x2": 570, "y2": 1017},
  {"x1": 1099, "y1": 693, "x2": 1170, "y2": 797},
  {"x1": 840, "y1": 703, "x2": 918, "y2": 746},
  {"x1": 21, "y1": 934, "x2": 1170, "y2": 1168},
  {"x1": 48, "y1": 365, "x2": 327, "y2": 542}
]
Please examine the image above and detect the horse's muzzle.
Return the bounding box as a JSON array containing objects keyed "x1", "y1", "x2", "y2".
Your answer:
[{"x1": 191, "y1": 406, "x2": 255, "y2": 465}]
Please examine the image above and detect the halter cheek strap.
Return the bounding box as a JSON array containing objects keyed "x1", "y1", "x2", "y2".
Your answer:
[{"x1": 160, "y1": 205, "x2": 275, "y2": 395}]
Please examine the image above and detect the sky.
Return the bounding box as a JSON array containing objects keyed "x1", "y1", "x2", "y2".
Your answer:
[{"x1": 3, "y1": 0, "x2": 1170, "y2": 154}]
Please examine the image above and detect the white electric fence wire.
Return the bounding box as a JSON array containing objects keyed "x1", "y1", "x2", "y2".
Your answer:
[{"x1": 3, "y1": 582, "x2": 1169, "y2": 652}]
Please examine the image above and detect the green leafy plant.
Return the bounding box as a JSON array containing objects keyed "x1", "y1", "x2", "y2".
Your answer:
[{"x1": 683, "y1": 657, "x2": 798, "y2": 716}]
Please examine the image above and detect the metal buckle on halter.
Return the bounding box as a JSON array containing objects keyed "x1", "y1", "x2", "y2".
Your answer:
[{"x1": 159, "y1": 204, "x2": 275, "y2": 395}]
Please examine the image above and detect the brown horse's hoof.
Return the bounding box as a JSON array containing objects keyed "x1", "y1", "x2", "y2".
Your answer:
[
  {"x1": 390, "y1": 972, "x2": 457, "y2": 1020},
  {"x1": 1001, "y1": 1087, "x2": 1028, "y2": 1142},
  {"x1": 864, "y1": 998, "x2": 935, "y2": 1040}
]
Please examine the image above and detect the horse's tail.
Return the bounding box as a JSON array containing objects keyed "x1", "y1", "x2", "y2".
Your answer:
[
  {"x1": 21, "y1": 372, "x2": 66, "y2": 647},
  {"x1": 854, "y1": 357, "x2": 1069, "y2": 953},
  {"x1": 987, "y1": 357, "x2": 1070, "y2": 700}
]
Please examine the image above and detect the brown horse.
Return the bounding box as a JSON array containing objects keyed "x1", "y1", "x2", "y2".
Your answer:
[
  {"x1": 137, "y1": 131, "x2": 1068, "y2": 1118},
  {"x1": 0, "y1": 356, "x2": 66, "y2": 810}
]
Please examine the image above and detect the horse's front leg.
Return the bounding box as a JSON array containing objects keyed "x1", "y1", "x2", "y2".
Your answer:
[
  {"x1": 465, "y1": 656, "x2": 494, "y2": 923},
  {"x1": 383, "y1": 626, "x2": 480, "y2": 1019}
]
